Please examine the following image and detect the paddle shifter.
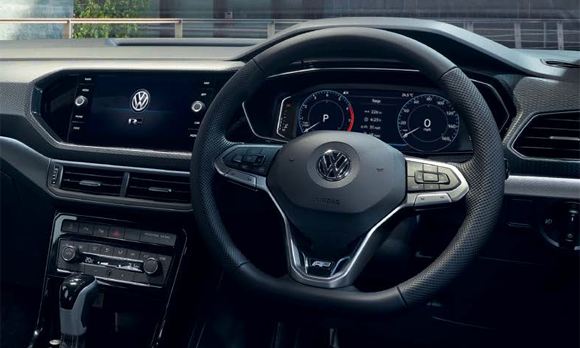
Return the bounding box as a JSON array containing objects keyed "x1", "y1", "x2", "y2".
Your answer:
[{"x1": 59, "y1": 274, "x2": 98, "y2": 348}]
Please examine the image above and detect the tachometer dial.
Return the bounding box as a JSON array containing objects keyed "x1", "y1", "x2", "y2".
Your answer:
[
  {"x1": 298, "y1": 90, "x2": 354, "y2": 134},
  {"x1": 397, "y1": 94, "x2": 459, "y2": 152}
]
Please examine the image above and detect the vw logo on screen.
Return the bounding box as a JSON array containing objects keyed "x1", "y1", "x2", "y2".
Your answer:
[
  {"x1": 131, "y1": 89, "x2": 150, "y2": 112},
  {"x1": 317, "y1": 149, "x2": 351, "y2": 182}
]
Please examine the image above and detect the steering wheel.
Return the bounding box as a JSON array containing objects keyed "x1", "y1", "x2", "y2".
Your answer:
[{"x1": 191, "y1": 27, "x2": 504, "y2": 314}]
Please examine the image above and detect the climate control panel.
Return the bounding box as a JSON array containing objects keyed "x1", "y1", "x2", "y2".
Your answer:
[
  {"x1": 57, "y1": 239, "x2": 172, "y2": 286},
  {"x1": 52, "y1": 214, "x2": 179, "y2": 288}
]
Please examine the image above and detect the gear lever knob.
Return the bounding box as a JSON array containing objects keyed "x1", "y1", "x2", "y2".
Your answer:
[{"x1": 59, "y1": 274, "x2": 97, "y2": 348}]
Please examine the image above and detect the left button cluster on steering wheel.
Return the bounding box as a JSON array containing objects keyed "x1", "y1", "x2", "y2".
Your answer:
[{"x1": 224, "y1": 146, "x2": 277, "y2": 176}]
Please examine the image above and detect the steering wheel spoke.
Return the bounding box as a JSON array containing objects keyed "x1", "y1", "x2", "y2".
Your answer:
[
  {"x1": 214, "y1": 144, "x2": 282, "y2": 190},
  {"x1": 404, "y1": 157, "x2": 469, "y2": 209},
  {"x1": 283, "y1": 205, "x2": 409, "y2": 289}
]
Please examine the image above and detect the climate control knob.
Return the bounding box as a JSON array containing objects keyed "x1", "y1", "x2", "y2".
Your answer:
[
  {"x1": 61, "y1": 245, "x2": 78, "y2": 262},
  {"x1": 143, "y1": 257, "x2": 160, "y2": 275},
  {"x1": 74, "y1": 95, "x2": 88, "y2": 108}
]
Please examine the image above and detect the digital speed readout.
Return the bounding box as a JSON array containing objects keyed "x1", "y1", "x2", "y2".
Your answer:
[{"x1": 276, "y1": 87, "x2": 461, "y2": 153}]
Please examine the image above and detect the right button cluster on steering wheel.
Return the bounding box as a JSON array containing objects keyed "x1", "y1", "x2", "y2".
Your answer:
[{"x1": 407, "y1": 161, "x2": 460, "y2": 193}]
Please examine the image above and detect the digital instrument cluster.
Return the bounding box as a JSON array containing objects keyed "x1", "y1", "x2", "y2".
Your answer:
[{"x1": 275, "y1": 87, "x2": 471, "y2": 153}]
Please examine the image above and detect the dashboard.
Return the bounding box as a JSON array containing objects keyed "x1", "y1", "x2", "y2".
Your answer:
[
  {"x1": 33, "y1": 67, "x2": 510, "y2": 157},
  {"x1": 0, "y1": 18, "x2": 579, "y2": 348}
]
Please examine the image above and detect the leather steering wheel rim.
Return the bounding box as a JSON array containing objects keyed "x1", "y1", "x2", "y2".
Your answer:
[{"x1": 191, "y1": 27, "x2": 505, "y2": 314}]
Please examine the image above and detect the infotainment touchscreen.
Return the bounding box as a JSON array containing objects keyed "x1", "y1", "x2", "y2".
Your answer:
[{"x1": 67, "y1": 72, "x2": 216, "y2": 151}]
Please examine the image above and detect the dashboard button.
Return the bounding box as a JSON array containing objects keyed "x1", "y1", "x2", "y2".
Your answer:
[
  {"x1": 101, "y1": 245, "x2": 114, "y2": 256},
  {"x1": 58, "y1": 255, "x2": 82, "y2": 272},
  {"x1": 438, "y1": 167, "x2": 460, "y2": 190},
  {"x1": 94, "y1": 225, "x2": 109, "y2": 238},
  {"x1": 113, "y1": 247, "x2": 127, "y2": 258},
  {"x1": 191, "y1": 100, "x2": 206, "y2": 113},
  {"x1": 158, "y1": 233, "x2": 177, "y2": 246},
  {"x1": 61, "y1": 245, "x2": 77, "y2": 262},
  {"x1": 108, "y1": 226, "x2": 124, "y2": 239},
  {"x1": 243, "y1": 155, "x2": 258, "y2": 163},
  {"x1": 438, "y1": 173, "x2": 450, "y2": 184},
  {"x1": 74, "y1": 95, "x2": 88, "y2": 108},
  {"x1": 407, "y1": 161, "x2": 423, "y2": 177},
  {"x1": 126, "y1": 250, "x2": 140, "y2": 260},
  {"x1": 84, "y1": 264, "x2": 107, "y2": 277},
  {"x1": 199, "y1": 88, "x2": 214, "y2": 101},
  {"x1": 76, "y1": 242, "x2": 88, "y2": 254},
  {"x1": 407, "y1": 177, "x2": 424, "y2": 192},
  {"x1": 226, "y1": 170, "x2": 257, "y2": 188},
  {"x1": 110, "y1": 269, "x2": 134, "y2": 282},
  {"x1": 140, "y1": 231, "x2": 176, "y2": 246},
  {"x1": 78, "y1": 223, "x2": 94, "y2": 235},
  {"x1": 246, "y1": 147, "x2": 262, "y2": 155},
  {"x1": 124, "y1": 228, "x2": 140, "y2": 241},
  {"x1": 424, "y1": 183, "x2": 440, "y2": 191},
  {"x1": 414, "y1": 193, "x2": 452, "y2": 206},
  {"x1": 423, "y1": 172, "x2": 439, "y2": 182},
  {"x1": 133, "y1": 273, "x2": 149, "y2": 284},
  {"x1": 157, "y1": 255, "x2": 172, "y2": 275},
  {"x1": 79, "y1": 86, "x2": 93, "y2": 94},
  {"x1": 143, "y1": 258, "x2": 160, "y2": 275},
  {"x1": 88, "y1": 244, "x2": 101, "y2": 254},
  {"x1": 232, "y1": 154, "x2": 243, "y2": 164},
  {"x1": 423, "y1": 164, "x2": 438, "y2": 173},
  {"x1": 61, "y1": 220, "x2": 78, "y2": 233}
]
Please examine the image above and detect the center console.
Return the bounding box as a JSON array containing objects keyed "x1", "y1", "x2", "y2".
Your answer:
[{"x1": 32, "y1": 213, "x2": 187, "y2": 348}]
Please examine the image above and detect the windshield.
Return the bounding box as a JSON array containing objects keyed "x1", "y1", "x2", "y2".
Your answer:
[{"x1": 0, "y1": 0, "x2": 578, "y2": 50}]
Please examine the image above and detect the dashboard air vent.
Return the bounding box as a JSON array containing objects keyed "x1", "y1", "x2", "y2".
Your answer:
[
  {"x1": 127, "y1": 173, "x2": 190, "y2": 203},
  {"x1": 543, "y1": 60, "x2": 580, "y2": 69},
  {"x1": 513, "y1": 111, "x2": 580, "y2": 160},
  {"x1": 60, "y1": 166, "x2": 124, "y2": 196}
]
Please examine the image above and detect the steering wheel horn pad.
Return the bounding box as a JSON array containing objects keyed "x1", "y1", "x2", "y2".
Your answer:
[
  {"x1": 192, "y1": 27, "x2": 504, "y2": 314},
  {"x1": 268, "y1": 131, "x2": 406, "y2": 259}
]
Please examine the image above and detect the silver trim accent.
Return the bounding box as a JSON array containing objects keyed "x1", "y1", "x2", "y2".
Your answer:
[
  {"x1": 242, "y1": 102, "x2": 286, "y2": 143},
  {"x1": 268, "y1": 67, "x2": 421, "y2": 79},
  {"x1": 549, "y1": 136, "x2": 580, "y2": 142},
  {"x1": 508, "y1": 110, "x2": 580, "y2": 163},
  {"x1": 505, "y1": 175, "x2": 580, "y2": 199},
  {"x1": 215, "y1": 145, "x2": 469, "y2": 288},
  {"x1": 56, "y1": 268, "x2": 156, "y2": 288}
]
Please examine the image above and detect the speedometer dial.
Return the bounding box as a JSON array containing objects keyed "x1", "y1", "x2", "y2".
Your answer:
[
  {"x1": 298, "y1": 90, "x2": 354, "y2": 134},
  {"x1": 397, "y1": 94, "x2": 460, "y2": 152}
]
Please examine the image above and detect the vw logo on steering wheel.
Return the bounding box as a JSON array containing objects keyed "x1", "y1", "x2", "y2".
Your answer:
[{"x1": 317, "y1": 149, "x2": 351, "y2": 182}]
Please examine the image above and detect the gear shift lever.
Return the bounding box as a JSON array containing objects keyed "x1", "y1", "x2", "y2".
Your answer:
[{"x1": 59, "y1": 274, "x2": 98, "y2": 348}]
